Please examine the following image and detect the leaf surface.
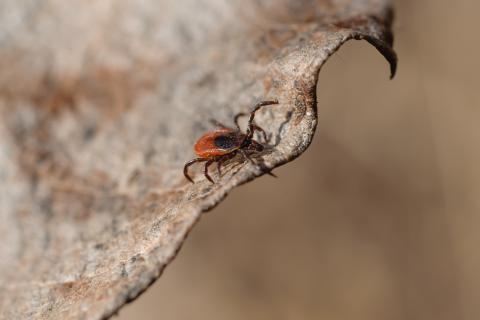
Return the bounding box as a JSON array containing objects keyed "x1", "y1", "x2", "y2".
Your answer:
[{"x1": 0, "y1": 1, "x2": 396, "y2": 319}]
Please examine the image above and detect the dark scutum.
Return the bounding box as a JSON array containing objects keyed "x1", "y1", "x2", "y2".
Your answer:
[{"x1": 214, "y1": 134, "x2": 239, "y2": 150}]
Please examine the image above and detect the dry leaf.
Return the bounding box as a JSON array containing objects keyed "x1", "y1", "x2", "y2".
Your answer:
[{"x1": 0, "y1": 0, "x2": 396, "y2": 319}]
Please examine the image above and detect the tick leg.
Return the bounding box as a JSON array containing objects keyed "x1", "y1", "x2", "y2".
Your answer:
[
  {"x1": 216, "y1": 158, "x2": 227, "y2": 176},
  {"x1": 266, "y1": 171, "x2": 277, "y2": 178},
  {"x1": 216, "y1": 152, "x2": 236, "y2": 176},
  {"x1": 209, "y1": 119, "x2": 232, "y2": 129},
  {"x1": 246, "y1": 100, "x2": 279, "y2": 138},
  {"x1": 252, "y1": 124, "x2": 267, "y2": 142},
  {"x1": 184, "y1": 158, "x2": 207, "y2": 183},
  {"x1": 239, "y1": 149, "x2": 256, "y2": 165},
  {"x1": 239, "y1": 150, "x2": 277, "y2": 178},
  {"x1": 236, "y1": 100, "x2": 279, "y2": 136},
  {"x1": 204, "y1": 159, "x2": 215, "y2": 183},
  {"x1": 234, "y1": 112, "x2": 247, "y2": 131},
  {"x1": 217, "y1": 156, "x2": 228, "y2": 176}
]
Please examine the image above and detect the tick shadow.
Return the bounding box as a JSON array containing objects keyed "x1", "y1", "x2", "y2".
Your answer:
[
  {"x1": 273, "y1": 110, "x2": 293, "y2": 147},
  {"x1": 218, "y1": 152, "x2": 276, "y2": 182}
]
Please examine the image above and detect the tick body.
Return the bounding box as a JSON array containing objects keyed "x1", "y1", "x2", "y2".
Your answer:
[
  {"x1": 184, "y1": 100, "x2": 279, "y2": 183},
  {"x1": 194, "y1": 129, "x2": 243, "y2": 158}
]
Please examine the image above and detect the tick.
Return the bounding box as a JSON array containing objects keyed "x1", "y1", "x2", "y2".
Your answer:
[{"x1": 184, "y1": 99, "x2": 279, "y2": 183}]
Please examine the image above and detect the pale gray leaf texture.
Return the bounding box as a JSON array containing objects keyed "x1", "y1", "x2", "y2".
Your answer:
[{"x1": 0, "y1": 0, "x2": 396, "y2": 319}]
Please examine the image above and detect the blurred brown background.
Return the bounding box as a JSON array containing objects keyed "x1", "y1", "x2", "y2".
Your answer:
[{"x1": 117, "y1": 1, "x2": 480, "y2": 319}]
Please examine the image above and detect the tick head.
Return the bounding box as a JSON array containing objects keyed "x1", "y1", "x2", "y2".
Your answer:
[{"x1": 248, "y1": 139, "x2": 264, "y2": 152}]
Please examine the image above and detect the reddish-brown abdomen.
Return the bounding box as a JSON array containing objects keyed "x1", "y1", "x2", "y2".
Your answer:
[{"x1": 194, "y1": 129, "x2": 243, "y2": 158}]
